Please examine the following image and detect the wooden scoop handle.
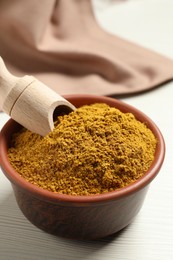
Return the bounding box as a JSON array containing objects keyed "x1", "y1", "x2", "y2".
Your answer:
[{"x1": 0, "y1": 57, "x2": 75, "y2": 136}]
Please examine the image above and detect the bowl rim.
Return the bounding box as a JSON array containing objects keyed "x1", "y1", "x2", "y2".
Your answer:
[{"x1": 0, "y1": 94, "x2": 165, "y2": 204}]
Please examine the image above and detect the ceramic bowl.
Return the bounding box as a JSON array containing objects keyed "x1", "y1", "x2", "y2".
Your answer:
[{"x1": 0, "y1": 94, "x2": 165, "y2": 240}]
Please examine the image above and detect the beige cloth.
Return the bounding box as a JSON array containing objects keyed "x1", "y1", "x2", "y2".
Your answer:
[{"x1": 0, "y1": 0, "x2": 173, "y2": 101}]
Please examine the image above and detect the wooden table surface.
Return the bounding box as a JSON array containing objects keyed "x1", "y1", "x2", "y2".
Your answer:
[{"x1": 1, "y1": 1, "x2": 173, "y2": 259}]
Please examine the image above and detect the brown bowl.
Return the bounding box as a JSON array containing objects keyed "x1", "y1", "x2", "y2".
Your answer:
[{"x1": 0, "y1": 94, "x2": 165, "y2": 240}]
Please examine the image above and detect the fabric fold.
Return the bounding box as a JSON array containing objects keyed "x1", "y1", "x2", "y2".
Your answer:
[{"x1": 0, "y1": 0, "x2": 173, "y2": 109}]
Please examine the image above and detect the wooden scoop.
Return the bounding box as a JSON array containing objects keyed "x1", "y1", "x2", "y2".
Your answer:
[{"x1": 0, "y1": 57, "x2": 75, "y2": 136}]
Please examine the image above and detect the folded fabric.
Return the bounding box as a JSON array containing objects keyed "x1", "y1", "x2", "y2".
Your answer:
[{"x1": 0, "y1": 0, "x2": 173, "y2": 109}]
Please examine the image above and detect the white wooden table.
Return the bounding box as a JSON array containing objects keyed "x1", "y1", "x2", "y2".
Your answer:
[{"x1": 1, "y1": 1, "x2": 173, "y2": 259}]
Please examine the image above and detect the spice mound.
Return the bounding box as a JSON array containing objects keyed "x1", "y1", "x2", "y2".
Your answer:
[{"x1": 8, "y1": 103, "x2": 157, "y2": 196}]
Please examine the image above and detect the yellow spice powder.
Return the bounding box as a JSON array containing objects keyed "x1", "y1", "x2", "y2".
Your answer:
[{"x1": 8, "y1": 103, "x2": 157, "y2": 195}]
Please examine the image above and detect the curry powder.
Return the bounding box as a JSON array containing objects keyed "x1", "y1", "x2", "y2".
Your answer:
[{"x1": 8, "y1": 103, "x2": 157, "y2": 195}]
